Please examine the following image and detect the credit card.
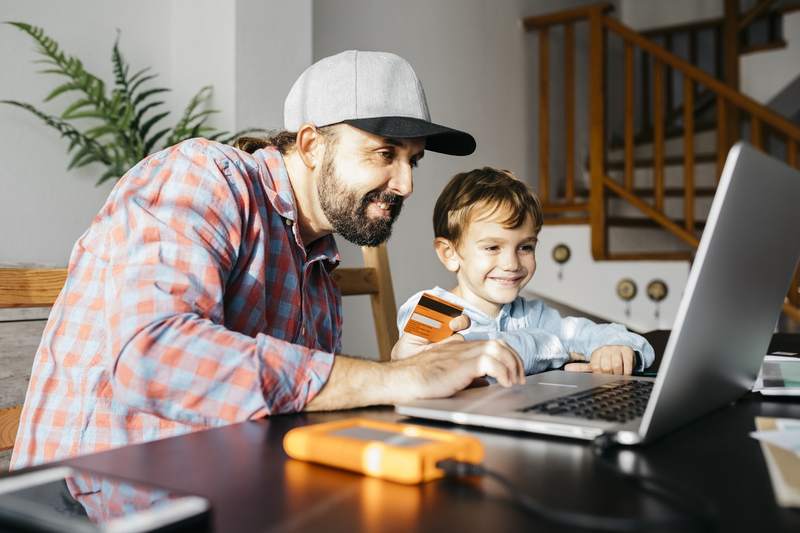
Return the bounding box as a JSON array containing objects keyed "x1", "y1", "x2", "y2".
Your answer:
[{"x1": 403, "y1": 292, "x2": 464, "y2": 342}]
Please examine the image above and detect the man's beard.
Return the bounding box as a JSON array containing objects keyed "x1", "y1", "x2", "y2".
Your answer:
[{"x1": 317, "y1": 149, "x2": 404, "y2": 247}]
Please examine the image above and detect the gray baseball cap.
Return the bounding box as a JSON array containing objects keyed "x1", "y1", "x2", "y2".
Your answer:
[{"x1": 283, "y1": 50, "x2": 476, "y2": 156}]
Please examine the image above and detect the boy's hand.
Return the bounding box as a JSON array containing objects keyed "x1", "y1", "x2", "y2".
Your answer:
[
  {"x1": 563, "y1": 345, "x2": 636, "y2": 375},
  {"x1": 391, "y1": 314, "x2": 471, "y2": 361}
]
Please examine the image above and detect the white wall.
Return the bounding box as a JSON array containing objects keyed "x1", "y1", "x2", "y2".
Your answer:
[
  {"x1": 0, "y1": 0, "x2": 311, "y2": 266},
  {"x1": 313, "y1": 0, "x2": 601, "y2": 358},
  {"x1": 741, "y1": 11, "x2": 800, "y2": 104},
  {"x1": 532, "y1": 225, "x2": 689, "y2": 332},
  {"x1": 234, "y1": 0, "x2": 313, "y2": 131}
]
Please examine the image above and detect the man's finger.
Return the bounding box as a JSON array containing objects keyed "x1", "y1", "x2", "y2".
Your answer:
[
  {"x1": 475, "y1": 354, "x2": 513, "y2": 387},
  {"x1": 437, "y1": 333, "x2": 465, "y2": 345},
  {"x1": 449, "y1": 314, "x2": 471, "y2": 332},
  {"x1": 564, "y1": 362, "x2": 592, "y2": 372},
  {"x1": 488, "y1": 340, "x2": 525, "y2": 384}
]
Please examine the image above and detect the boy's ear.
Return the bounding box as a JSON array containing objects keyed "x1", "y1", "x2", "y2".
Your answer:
[{"x1": 434, "y1": 237, "x2": 460, "y2": 272}]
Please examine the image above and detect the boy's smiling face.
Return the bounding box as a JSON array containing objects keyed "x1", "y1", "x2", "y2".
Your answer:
[{"x1": 437, "y1": 209, "x2": 538, "y2": 317}]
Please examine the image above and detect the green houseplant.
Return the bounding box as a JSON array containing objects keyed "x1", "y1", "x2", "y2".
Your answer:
[{"x1": 2, "y1": 22, "x2": 263, "y2": 185}]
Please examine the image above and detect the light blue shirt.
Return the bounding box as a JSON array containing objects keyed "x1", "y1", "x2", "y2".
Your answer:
[{"x1": 397, "y1": 287, "x2": 654, "y2": 374}]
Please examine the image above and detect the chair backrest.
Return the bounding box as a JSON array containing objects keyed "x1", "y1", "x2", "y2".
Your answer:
[
  {"x1": 0, "y1": 267, "x2": 67, "y2": 452},
  {"x1": 330, "y1": 243, "x2": 398, "y2": 362},
  {"x1": 0, "y1": 249, "x2": 398, "y2": 451}
]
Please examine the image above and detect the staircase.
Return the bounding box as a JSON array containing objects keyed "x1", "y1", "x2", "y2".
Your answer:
[{"x1": 523, "y1": 1, "x2": 800, "y2": 328}]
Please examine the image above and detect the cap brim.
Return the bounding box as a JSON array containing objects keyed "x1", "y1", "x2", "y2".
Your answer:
[{"x1": 343, "y1": 116, "x2": 476, "y2": 156}]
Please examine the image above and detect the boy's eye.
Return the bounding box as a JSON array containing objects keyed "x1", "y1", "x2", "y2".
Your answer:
[{"x1": 484, "y1": 245, "x2": 500, "y2": 252}]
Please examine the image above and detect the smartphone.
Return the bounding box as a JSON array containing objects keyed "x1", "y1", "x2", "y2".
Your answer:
[{"x1": 0, "y1": 466, "x2": 210, "y2": 532}]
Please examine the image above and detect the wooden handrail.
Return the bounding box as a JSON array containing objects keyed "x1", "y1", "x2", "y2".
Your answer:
[
  {"x1": 603, "y1": 178, "x2": 700, "y2": 248},
  {"x1": 739, "y1": 0, "x2": 777, "y2": 30},
  {"x1": 522, "y1": 2, "x2": 612, "y2": 30},
  {"x1": 783, "y1": 301, "x2": 800, "y2": 323},
  {"x1": 603, "y1": 17, "x2": 800, "y2": 141}
]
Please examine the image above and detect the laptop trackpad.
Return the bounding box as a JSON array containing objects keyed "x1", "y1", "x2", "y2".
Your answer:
[{"x1": 445, "y1": 371, "x2": 627, "y2": 414}]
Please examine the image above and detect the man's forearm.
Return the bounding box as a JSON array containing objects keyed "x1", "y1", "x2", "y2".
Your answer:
[{"x1": 304, "y1": 355, "x2": 409, "y2": 411}]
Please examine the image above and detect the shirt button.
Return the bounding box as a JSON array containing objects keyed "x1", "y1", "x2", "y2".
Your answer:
[
  {"x1": 301, "y1": 326, "x2": 306, "y2": 336},
  {"x1": 285, "y1": 219, "x2": 293, "y2": 226}
]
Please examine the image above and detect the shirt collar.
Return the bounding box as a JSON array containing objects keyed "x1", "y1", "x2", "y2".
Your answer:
[{"x1": 253, "y1": 146, "x2": 340, "y2": 266}]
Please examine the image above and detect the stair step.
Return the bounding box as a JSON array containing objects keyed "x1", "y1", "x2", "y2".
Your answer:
[
  {"x1": 617, "y1": 186, "x2": 716, "y2": 197},
  {"x1": 543, "y1": 215, "x2": 590, "y2": 225},
  {"x1": 607, "y1": 217, "x2": 705, "y2": 230},
  {"x1": 741, "y1": 39, "x2": 787, "y2": 55},
  {"x1": 606, "y1": 153, "x2": 717, "y2": 170},
  {"x1": 608, "y1": 122, "x2": 716, "y2": 150},
  {"x1": 542, "y1": 202, "x2": 589, "y2": 213},
  {"x1": 604, "y1": 251, "x2": 693, "y2": 261}
]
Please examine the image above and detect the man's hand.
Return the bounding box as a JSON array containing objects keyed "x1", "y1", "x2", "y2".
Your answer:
[
  {"x1": 305, "y1": 337, "x2": 524, "y2": 411},
  {"x1": 391, "y1": 339, "x2": 525, "y2": 401},
  {"x1": 391, "y1": 314, "x2": 471, "y2": 361},
  {"x1": 563, "y1": 345, "x2": 636, "y2": 375}
]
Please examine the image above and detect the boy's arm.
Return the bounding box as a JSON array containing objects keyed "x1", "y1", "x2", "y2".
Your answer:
[
  {"x1": 534, "y1": 303, "x2": 655, "y2": 371},
  {"x1": 463, "y1": 328, "x2": 571, "y2": 375}
]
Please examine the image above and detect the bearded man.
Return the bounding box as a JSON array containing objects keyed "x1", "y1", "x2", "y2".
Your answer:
[{"x1": 11, "y1": 50, "x2": 524, "y2": 468}]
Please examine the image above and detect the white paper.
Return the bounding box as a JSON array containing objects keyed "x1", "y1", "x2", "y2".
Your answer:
[{"x1": 750, "y1": 419, "x2": 800, "y2": 456}]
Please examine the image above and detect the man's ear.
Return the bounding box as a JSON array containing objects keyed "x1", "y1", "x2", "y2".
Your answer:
[
  {"x1": 434, "y1": 237, "x2": 460, "y2": 273},
  {"x1": 294, "y1": 123, "x2": 324, "y2": 170}
]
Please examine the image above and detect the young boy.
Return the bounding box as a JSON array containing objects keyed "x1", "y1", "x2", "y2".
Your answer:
[{"x1": 394, "y1": 167, "x2": 654, "y2": 376}]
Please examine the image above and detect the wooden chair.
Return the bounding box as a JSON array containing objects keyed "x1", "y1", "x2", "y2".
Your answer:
[
  {"x1": 0, "y1": 246, "x2": 397, "y2": 451},
  {"x1": 330, "y1": 243, "x2": 399, "y2": 361}
]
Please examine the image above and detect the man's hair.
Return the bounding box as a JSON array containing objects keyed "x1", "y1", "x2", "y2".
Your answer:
[
  {"x1": 233, "y1": 126, "x2": 338, "y2": 155},
  {"x1": 433, "y1": 167, "x2": 544, "y2": 246}
]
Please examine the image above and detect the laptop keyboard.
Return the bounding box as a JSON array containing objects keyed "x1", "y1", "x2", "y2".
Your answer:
[{"x1": 519, "y1": 380, "x2": 654, "y2": 423}]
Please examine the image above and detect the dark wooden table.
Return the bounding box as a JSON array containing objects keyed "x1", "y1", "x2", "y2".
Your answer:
[{"x1": 51, "y1": 394, "x2": 799, "y2": 533}]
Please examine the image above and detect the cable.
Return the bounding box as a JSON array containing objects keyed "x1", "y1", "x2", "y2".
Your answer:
[
  {"x1": 437, "y1": 442, "x2": 718, "y2": 533},
  {"x1": 590, "y1": 435, "x2": 718, "y2": 529}
]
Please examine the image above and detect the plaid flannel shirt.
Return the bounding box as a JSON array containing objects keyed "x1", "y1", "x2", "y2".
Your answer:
[{"x1": 11, "y1": 139, "x2": 340, "y2": 469}]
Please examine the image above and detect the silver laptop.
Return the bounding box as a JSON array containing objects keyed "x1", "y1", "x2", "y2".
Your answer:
[{"x1": 396, "y1": 142, "x2": 800, "y2": 445}]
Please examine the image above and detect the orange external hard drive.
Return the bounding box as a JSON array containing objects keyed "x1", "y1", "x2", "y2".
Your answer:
[
  {"x1": 283, "y1": 418, "x2": 484, "y2": 484},
  {"x1": 402, "y1": 292, "x2": 464, "y2": 342}
]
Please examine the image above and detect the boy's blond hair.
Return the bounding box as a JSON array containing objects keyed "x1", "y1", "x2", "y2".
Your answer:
[{"x1": 433, "y1": 167, "x2": 544, "y2": 246}]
